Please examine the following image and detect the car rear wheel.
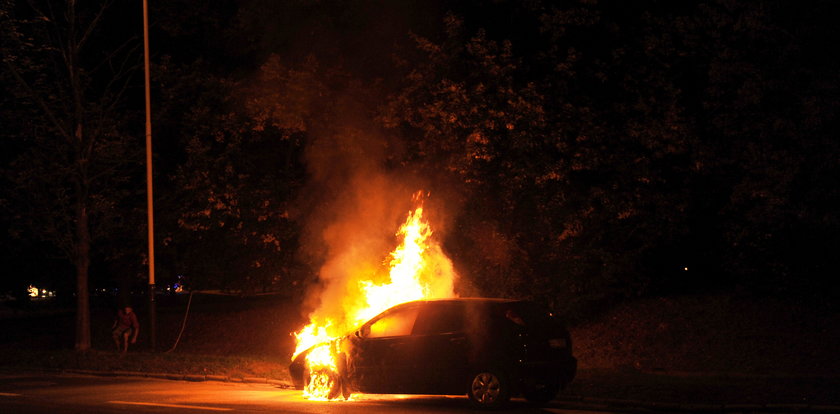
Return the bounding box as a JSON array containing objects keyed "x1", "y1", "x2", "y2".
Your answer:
[{"x1": 467, "y1": 370, "x2": 510, "y2": 409}]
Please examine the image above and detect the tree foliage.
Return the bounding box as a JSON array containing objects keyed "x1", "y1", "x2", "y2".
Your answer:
[
  {"x1": 145, "y1": 53, "x2": 306, "y2": 293},
  {"x1": 381, "y1": 0, "x2": 840, "y2": 311},
  {"x1": 1, "y1": 0, "x2": 143, "y2": 349}
]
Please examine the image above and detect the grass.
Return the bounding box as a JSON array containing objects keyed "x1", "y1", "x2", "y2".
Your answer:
[
  {"x1": 0, "y1": 347, "x2": 292, "y2": 381},
  {"x1": 570, "y1": 292, "x2": 840, "y2": 376},
  {"x1": 0, "y1": 292, "x2": 303, "y2": 381}
]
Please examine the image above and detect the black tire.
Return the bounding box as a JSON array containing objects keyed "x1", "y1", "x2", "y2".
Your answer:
[
  {"x1": 522, "y1": 381, "x2": 560, "y2": 405},
  {"x1": 467, "y1": 370, "x2": 511, "y2": 409}
]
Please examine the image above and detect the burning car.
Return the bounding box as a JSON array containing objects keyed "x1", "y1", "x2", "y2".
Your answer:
[{"x1": 290, "y1": 298, "x2": 577, "y2": 408}]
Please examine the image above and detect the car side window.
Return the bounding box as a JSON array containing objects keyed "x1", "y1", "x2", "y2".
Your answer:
[
  {"x1": 367, "y1": 306, "x2": 419, "y2": 338},
  {"x1": 413, "y1": 304, "x2": 464, "y2": 335}
]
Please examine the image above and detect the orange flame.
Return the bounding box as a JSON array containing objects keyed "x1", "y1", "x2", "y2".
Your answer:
[{"x1": 293, "y1": 194, "x2": 458, "y2": 399}]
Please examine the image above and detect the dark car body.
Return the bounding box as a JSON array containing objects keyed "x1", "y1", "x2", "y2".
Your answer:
[{"x1": 290, "y1": 298, "x2": 576, "y2": 407}]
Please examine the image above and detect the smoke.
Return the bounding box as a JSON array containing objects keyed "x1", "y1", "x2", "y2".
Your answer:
[
  {"x1": 235, "y1": 0, "x2": 445, "y2": 82},
  {"x1": 261, "y1": 72, "x2": 446, "y2": 332},
  {"x1": 296, "y1": 79, "x2": 468, "y2": 339},
  {"x1": 238, "y1": 6, "x2": 463, "y2": 331}
]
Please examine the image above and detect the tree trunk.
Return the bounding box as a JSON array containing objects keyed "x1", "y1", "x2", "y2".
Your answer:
[
  {"x1": 68, "y1": 0, "x2": 91, "y2": 352},
  {"x1": 74, "y1": 203, "x2": 91, "y2": 351}
]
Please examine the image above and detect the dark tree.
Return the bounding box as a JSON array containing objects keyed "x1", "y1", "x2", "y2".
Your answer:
[
  {"x1": 144, "y1": 48, "x2": 308, "y2": 292},
  {"x1": 382, "y1": 0, "x2": 840, "y2": 311},
  {"x1": 1, "y1": 0, "x2": 142, "y2": 350}
]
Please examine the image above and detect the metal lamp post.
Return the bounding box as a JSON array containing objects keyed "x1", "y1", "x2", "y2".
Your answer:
[{"x1": 143, "y1": 0, "x2": 156, "y2": 351}]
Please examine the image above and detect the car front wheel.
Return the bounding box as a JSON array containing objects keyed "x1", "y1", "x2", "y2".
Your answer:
[
  {"x1": 467, "y1": 370, "x2": 510, "y2": 409},
  {"x1": 304, "y1": 367, "x2": 342, "y2": 400}
]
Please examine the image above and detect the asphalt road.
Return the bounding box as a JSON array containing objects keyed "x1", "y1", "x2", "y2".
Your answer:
[{"x1": 0, "y1": 372, "x2": 609, "y2": 414}]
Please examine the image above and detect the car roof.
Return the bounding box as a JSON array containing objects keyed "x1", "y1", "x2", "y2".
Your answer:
[
  {"x1": 355, "y1": 298, "x2": 537, "y2": 334},
  {"x1": 367, "y1": 298, "x2": 524, "y2": 321},
  {"x1": 409, "y1": 297, "x2": 521, "y2": 305}
]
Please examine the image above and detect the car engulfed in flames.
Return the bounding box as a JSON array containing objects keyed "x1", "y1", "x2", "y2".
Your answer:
[
  {"x1": 290, "y1": 195, "x2": 458, "y2": 400},
  {"x1": 288, "y1": 193, "x2": 575, "y2": 408},
  {"x1": 290, "y1": 298, "x2": 577, "y2": 408}
]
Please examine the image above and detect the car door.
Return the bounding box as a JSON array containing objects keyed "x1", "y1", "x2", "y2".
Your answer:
[
  {"x1": 348, "y1": 304, "x2": 420, "y2": 393},
  {"x1": 407, "y1": 302, "x2": 470, "y2": 394}
]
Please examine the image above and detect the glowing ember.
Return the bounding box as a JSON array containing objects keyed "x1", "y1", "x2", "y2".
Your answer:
[{"x1": 293, "y1": 193, "x2": 458, "y2": 400}]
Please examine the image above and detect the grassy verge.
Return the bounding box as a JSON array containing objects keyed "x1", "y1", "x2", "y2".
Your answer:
[
  {"x1": 0, "y1": 347, "x2": 292, "y2": 381},
  {"x1": 570, "y1": 293, "x2": 840, "y2": 376}
]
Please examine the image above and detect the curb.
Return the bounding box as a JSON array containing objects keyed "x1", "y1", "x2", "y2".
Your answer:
[{"x1": 61, "y1": 368, "x2": 295, "y2": 389}]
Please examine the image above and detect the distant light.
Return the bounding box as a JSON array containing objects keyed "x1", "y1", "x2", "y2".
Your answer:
[
  {"x1": 28, "y1": 285, "x2": 39, "y2": 297},
  {"x1": 683, "y1": 267, "x2": 689, "y2": 271}
]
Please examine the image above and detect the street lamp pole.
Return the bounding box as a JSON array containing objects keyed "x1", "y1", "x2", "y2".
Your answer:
[{"x1": 143, "y1": 0, "x2": 156, "y2": 351}]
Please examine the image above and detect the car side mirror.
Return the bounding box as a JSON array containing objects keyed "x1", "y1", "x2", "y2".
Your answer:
[{"x1": 355, "y1": 326, "x2": 369, "y2": 338}]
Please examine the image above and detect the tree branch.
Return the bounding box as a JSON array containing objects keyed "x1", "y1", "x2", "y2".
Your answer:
[
  {"x1": 78, "y1": 0, "x2": 111, "y2": 51},
  {"x1": 3, "y1": 60, "x2": 72, "y2": 140}
]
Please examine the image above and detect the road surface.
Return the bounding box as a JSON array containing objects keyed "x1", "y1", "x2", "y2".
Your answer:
[{"x1": 0, "y1": 372, "x2": 609, "y2": 414}]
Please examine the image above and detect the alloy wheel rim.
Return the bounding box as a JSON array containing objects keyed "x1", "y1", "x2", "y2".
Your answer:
[{"x1": 471, "y1": 372, "x2": 501, "y2": 403}]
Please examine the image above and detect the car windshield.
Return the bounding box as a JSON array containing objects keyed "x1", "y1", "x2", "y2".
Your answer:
[{"x1": 366, "y1": 305, "x2": 419, "y2": 338}]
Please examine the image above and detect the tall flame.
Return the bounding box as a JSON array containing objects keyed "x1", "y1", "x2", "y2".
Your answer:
[{"x1": 293, "y1": 195, "x2": 458, "y2": 399}]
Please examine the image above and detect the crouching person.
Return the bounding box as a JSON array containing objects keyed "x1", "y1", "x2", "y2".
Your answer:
[{"x1": 112, "y1": 306, "x2": 139, "y2": 353}]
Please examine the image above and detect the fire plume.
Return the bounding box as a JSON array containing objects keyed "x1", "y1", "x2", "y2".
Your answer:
[{"x1": 293, "y1": 194, "x2": 458, "y2": 399}]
